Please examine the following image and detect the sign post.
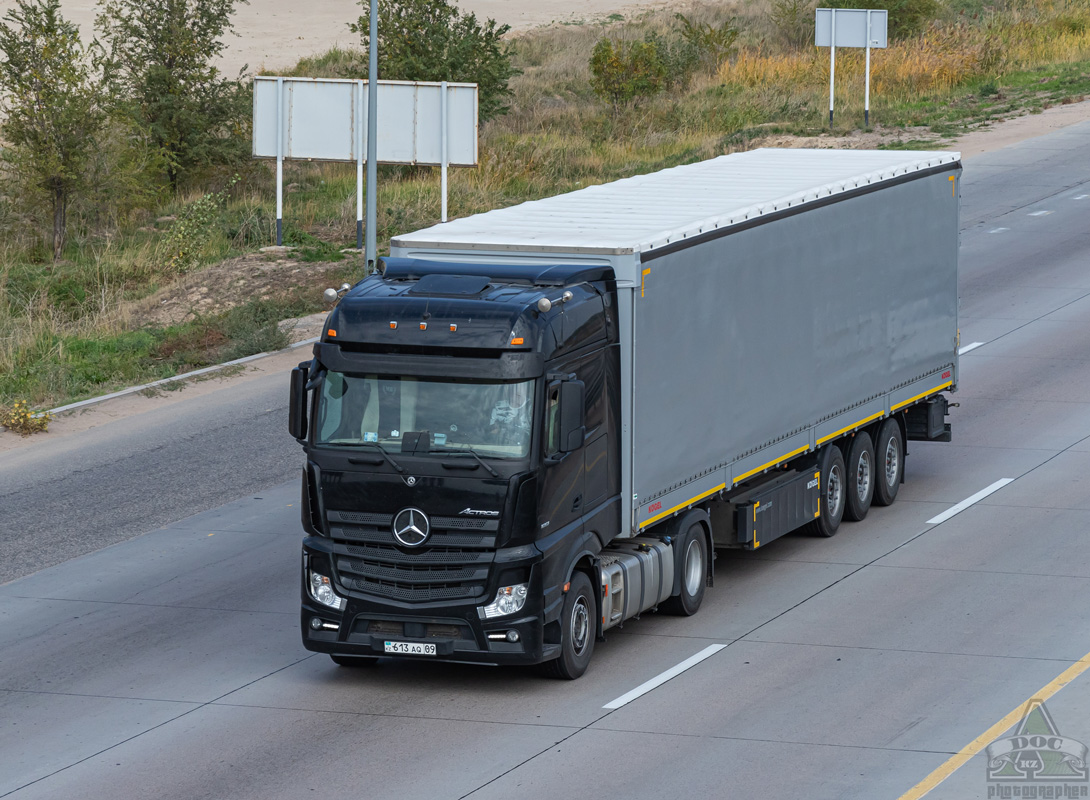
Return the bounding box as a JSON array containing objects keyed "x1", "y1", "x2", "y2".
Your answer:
[
  {"x1": 365, "y1": 0, "x2": 378, "y2": 268},
  {"x1": 815, "y1": 8, "x2": 888, "y2": 128}
]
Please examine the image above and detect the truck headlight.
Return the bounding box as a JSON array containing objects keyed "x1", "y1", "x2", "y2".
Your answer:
[
  {"x1": 478, "y1": 583, "x2": 528, "y2": 619},
  {"x1": 308, "y1": 570, "x2": 345, "y2": 611}
]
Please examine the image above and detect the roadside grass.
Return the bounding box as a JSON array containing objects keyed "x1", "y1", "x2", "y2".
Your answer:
[{"x1": 4, "y1": 0, "x2": 1090, "y2": 413}]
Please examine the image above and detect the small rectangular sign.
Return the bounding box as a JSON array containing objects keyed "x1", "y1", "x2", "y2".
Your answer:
[{"x1": 815, "y1": 8, "x2": 888, "y2": 48}]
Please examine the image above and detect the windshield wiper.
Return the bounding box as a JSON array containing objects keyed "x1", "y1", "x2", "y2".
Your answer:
[
  {"x1": 333, "y1": 440, "x2": 405, "y2": 474},
  {"x1": 433, "y1": 446, "x2": 499, "y2": 478}
]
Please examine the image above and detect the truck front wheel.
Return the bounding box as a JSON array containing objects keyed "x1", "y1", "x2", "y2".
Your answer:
[
  {"x1": 542, "y1": 571, "x2": 595, "y2": 680},
  {"x1": 808, "y1": 444, "x2": 846, "y2": 537}
]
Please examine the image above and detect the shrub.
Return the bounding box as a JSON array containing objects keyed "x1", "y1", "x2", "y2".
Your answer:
[
  {"x1": 769, "y1": 0, "x2": 817, "y2": 50},
  {"x1": 589, "y1": 39, "x2": 668, "y2": 110},
  {"x1": 675, "y1": 12, "x2": 739, "y2": 69},
  {"x1": 823, "y1": 0, "x2": 941, "y2": 39},
  {"x1": 158, "y1": 175, "x2": 239, "y2": 273},
  {"x1": 1, "y1": 400, "x2": 52, "y2": 435}
]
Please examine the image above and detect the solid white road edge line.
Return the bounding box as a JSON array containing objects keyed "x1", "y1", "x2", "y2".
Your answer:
[
  {"x1": 46, "y1": 336, "x2": 321, "y2": 416},
  {"x1": 926, "y1": 478, "x2": 1014, "y2": 525},
  {"x1": 603, "y1": 644, "x2": 727, "y2": 710},
  {"x1": 958, "y1": 341, "x2": 985, "y2": 355}
]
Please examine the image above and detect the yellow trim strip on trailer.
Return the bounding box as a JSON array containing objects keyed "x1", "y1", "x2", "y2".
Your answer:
[
  {"x1": 639, "y1": 483, "x2": 726, "y2": 529},
  {"x1": 891, "y1": 380, "x2": 953, "y2": 412},
  {"x1": 816, "y1": 410, "x2": 886, "y2": 446},
  {"x1": 733, "y1": 444, "x2": 811, "y2": 485}
]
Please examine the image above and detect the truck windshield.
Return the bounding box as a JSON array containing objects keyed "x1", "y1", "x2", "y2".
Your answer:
[{"x1": 315, "y1": 371, "x2": 534, "y2": 459}]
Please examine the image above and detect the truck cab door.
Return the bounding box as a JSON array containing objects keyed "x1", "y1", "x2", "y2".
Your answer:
[{"x1": 537, "y1": 378, "x2": 586, "y2": 540}]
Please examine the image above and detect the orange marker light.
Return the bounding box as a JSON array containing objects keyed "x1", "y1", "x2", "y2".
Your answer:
[
  {"x1": 450, "y1": 324, "x2": 458, "y2": 332},
  {"x1": 420, "y1": 322, "x2": 428, "y2": 330},
  {"x1": 389, "y1": 321, "x2": 397, "y2": 330},
  {"x1": 327, "y1": 329, "x2": 337, "y2": 337},
  {"x1": 510, "y1": 337, "x2": 524, "y2": 345}
]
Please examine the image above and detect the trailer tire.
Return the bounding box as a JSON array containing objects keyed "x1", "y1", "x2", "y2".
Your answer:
[
  {"x1": 844, "y1": 432, "x2": 875, "y2": 522},
  {"x1": 330, "y1": 655, "x2": 379, "y2": 667},
  {"x1": 873, "y1": 418, "x2": 904, "y2": 506},
  {"x1": 808, "y1": 444, "x2": 846, "y2": 537},
  {"x1": 541, "y1": 571, "x2": 595, "y2": 680},
  {"x1": 661, "y1": 523, "x2": 708, "y2": 616}
]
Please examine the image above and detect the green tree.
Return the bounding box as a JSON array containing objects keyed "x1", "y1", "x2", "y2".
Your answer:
[
  {"x1": 95, "y1": 0, "x2": 251, "y2": 190},
  {"x1": 589, "y1": 39, "x2": 667, "y2": 112},
  {"x1": 0, "y1": 0, "x2": 107, "y2": 261},
  {"x1": 350, "y1": 0, "x2": 519, "y2": 122}
]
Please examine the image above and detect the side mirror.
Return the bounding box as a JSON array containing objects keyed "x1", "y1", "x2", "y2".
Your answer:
[
  {"x1": 558, "y1": 379, "x2": 585, "y2": 452},
  {"x1": 289, "y1": 364, "x2": 309, "y2": 441}
]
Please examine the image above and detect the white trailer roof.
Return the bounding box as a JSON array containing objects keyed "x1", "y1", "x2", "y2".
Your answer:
[{"x1": 392, "y1": 148, "x2": 960, "y2": 257}]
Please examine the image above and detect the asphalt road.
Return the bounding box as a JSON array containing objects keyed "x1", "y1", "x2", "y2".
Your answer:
[{"x1": 3, "y1": 127, "x2": 1090, "y2": 799}]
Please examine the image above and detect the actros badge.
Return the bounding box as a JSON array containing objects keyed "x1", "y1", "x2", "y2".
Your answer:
[{"x1": 392, "y1": 508, "x2": 430, "y2": 547}]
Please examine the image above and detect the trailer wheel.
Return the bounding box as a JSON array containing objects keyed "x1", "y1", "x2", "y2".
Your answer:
[
  {"x1": 844, "y1": 432, "x2": 875, "y2": 522},
  {"x1": 873, "y1": 418, "x2": 904, "y2": 506},
  {"x1": 662, "y1": 523, "x2": 708, "y2": 616},
  {"x1": 541, "y1": 571, "x2": 595, "y2": 680},
  {"x1": 808, "y1": 444, "x2": 846, "y2": 537},
  {"x1": 330, "y1": 655, "x2": 379, "y2": 667}
]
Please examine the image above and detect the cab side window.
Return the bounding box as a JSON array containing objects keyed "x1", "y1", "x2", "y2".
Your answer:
[{"x1": 544, "y1": 384, "x2": 561, "y2": 455}]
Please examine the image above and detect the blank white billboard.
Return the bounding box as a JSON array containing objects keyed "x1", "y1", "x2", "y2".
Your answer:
[
  {"x1": 253, "y1": 77, "x2": 478, "y2": 166},
  {"x1": 815, "y1": 8, "x2": 888, "y2": 48}
]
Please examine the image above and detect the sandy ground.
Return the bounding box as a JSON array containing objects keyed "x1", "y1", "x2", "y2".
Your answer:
[{"x1": 3, "y1": 0, "x2": 674, "y2": 77}]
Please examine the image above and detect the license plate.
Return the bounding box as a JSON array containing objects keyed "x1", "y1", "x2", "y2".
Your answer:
[{"x1": 384, "y1": 640, "x2": 437, "y2": 656}]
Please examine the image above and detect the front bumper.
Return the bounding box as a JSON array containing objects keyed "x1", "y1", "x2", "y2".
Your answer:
[{"x1": 301, "y1": 541, "x2": 557, "y2": 666}]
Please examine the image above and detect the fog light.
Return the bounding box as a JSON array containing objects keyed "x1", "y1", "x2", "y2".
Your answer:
[
  {"x1": 310, "y1": 617, "x2": 323, "y2": 631},
  {"x1": 506, "y1": 629, "x2": 520, "y2": 642},
  {"x1": 478, "y1": 583, "x2": 528, "y2": 619},
  {"x1": 308, "y1": 570, "x2": 345, "y2": 611}
]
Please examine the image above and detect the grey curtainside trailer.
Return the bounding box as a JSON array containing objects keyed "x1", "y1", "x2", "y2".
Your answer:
[
  {"x1": 294, "y1": 148, "x2": 960, "y2": 678},
  {"x1": 391, "y1": 148, "x2": 961, "y2": 546}
]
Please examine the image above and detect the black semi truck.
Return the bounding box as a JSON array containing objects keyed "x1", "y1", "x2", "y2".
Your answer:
[{"x1": 290, "y1": 149, "x2": 961, "y2": 678}]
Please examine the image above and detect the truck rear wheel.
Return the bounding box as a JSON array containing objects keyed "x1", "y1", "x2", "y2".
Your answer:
[
  {"x1": 541, "y1": 571, "x2": 595, "y2": 680},
  {"x1": 808, "y1": 444, "x2": 846, "y2": 537},
  {"x1": 844, "y1": 432, "x2": 875, "y2": 521},
  {"x1": 662, "y1": 523, "x2": 708, "y2": 616},
  {"x1": 873, "y1": 418, "x2": 904, "y2": 506}
]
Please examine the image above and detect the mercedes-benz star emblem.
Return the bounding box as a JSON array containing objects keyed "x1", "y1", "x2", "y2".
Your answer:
[{"x1": 392, "y1": 508, "x2": 430, "y2": 547}]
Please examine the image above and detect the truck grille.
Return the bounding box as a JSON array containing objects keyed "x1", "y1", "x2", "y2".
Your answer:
[{"x1": 327, "y1": 508, "x2": 497, "y2": 603}]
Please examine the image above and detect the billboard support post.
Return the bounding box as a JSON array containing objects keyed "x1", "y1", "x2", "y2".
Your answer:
[
  {"x1": 864, "y1": 9, "x2": 872, "y2": 127},
  {"x1": 441, "y1": 81, "x2": 449, "y2": 222},
  {"x1": 828, "y1": 8, "x2": 836, "y2": 126},
  {"x1": 276, "y1": 77, "x2": 284, "y2": 246},
  {"x1": 356, "y1": 81, "x2": 364, "y2": 250},
  {"x1": 365, "y1": 0, "x2": 379, "y2": 269}
]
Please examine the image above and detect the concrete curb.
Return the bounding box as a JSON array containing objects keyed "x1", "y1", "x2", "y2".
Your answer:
[{"x1": 46, "y1": 336, "x2": 320, "y2": 417}]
